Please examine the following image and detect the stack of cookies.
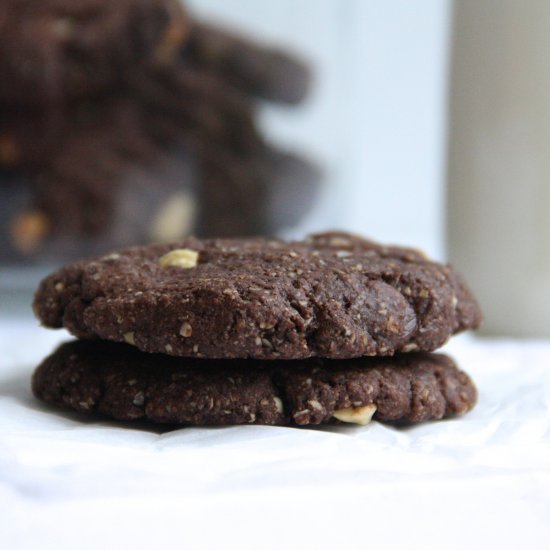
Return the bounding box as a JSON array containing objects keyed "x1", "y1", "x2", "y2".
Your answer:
[
  {"x1": 0, "y1": 0, "x2": 317, "y2": 262},
  {"x1": 32, "y1": 232, "x2": 481, "y2": 427}
]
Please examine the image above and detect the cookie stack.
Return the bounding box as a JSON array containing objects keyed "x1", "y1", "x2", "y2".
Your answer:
[
  {"x1": 0, "y1": 0, "x2": 317, "y2": 261},
  {"x1": 32, "y1": 232, "x2": 481, "y2": 427}
]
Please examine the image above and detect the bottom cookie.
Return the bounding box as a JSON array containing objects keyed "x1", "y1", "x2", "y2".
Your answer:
[{"x1": 32, "y1": 340, "x2": 477, "y2": 427}]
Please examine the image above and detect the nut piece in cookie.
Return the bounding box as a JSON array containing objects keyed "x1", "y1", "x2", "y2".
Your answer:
[
  {"x1": 333, "y1": 404, "x2": 377, "y2": 426},
  {"x1": 10, "y1": 210, "x2": 50, "y2": 255},
  {"x1": 159, "y1": 248, "x2": 199, "y2": 268}
]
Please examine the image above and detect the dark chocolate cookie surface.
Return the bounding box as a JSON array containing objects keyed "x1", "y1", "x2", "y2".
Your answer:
[
  {"x1": 34, "y1": 232, "x2": 482, "y2": 359},
  {"x1": 32, "y1": 340, "x2": 477, "y2": 426}
]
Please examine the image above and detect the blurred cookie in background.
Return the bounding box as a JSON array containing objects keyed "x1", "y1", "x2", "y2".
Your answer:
[
  {"x1": 0, "y1": 0, "x2": 319, "y2": 265},
  {"x1": 184, "y1": 20, "x2": 310, "y2": 104},
  {"x1": 1, "y1": 98, "x2": 318, "y2": 261},
  {"x1": 0, "y1": 0, "x2": 189, "y2": 104}
]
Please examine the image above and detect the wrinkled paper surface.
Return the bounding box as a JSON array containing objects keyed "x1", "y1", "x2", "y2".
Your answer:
[{"x1": 1, "y1": 319, "x2": 549, "y2": 549}]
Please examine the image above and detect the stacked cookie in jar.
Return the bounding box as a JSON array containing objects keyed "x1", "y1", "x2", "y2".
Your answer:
[{"x1": 0, "y1": 0, "x2": 317, "y2": 263}]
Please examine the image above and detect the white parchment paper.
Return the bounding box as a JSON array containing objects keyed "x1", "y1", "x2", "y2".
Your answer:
[{"x1": 1, "y1": 319, "x2": 549, "y2": 550}]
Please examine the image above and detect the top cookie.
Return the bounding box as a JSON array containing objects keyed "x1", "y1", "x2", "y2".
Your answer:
[{"x1": 33, "y1": 232, "x2": 482, "y2": 359}]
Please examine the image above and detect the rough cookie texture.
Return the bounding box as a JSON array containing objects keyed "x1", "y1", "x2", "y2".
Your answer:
[
  {"x1": 33, "y1": 232, "x2": 482, "y2": 359},
  {"x1": 32, "y1": 340, "x2": 478, "y2": 426}
]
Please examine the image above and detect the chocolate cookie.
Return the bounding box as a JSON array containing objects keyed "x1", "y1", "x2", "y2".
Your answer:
[
  {"x1": 32, "y1": 340, "x2": 477, "y2": 426},
  {"x1": 1, "y1": 82, "x2": 319, "y2": 261},
  {"x1": 34, "y1": 232, "x2": 482, "y2": 359},
  {"x1": 0, "y1": 0, "x2": 189, "y2": 104},
  {"x1": 184, "y1": 21, "x2": 311, "y2": 104}
]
